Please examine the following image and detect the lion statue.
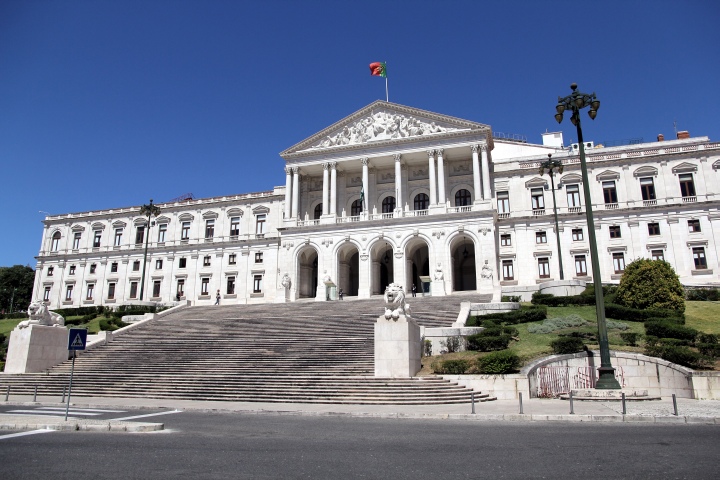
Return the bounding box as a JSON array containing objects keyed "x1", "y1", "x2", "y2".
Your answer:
[
  {"x1": 17, "y1": 301, "x2": 65, "y2": 329},
  {"x1": 383, "y1": 283, "x2": 410, "y2": 321}
]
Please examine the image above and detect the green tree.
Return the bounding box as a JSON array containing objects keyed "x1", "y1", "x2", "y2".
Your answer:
[
  {"x1": 614, "y1": 259, "x2": 684, "y2": 313},
  {"x1": 0, "y1": 265, "x2": 36, "y2": 313}
]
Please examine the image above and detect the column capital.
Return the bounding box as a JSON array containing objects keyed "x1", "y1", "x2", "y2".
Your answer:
[
  {"x1": 361, "y1": 157, "x2": 370, "y2": 166},
  {"x1": 436, "y1": 148, "x2": 444, "y2": 157},
  {"x1": 291, "y1": 167, "x2": 300, "y2": 174},
  {"x1": 471, "y1": 145, "x2": 480, "y2": 153},
  {"x1": 285, "y1": 166, "x2": 293, "y2": 175},
  {"x1": 426, "y1": 149, "x2": 435, "y2": 158},
  {"x1": 393, "y1": 153, "x2": 402, "y2": 162},
  {"x1": 329, "y1": 161, "x2": 337, "y2": 169},
  {"x1": 481, "y1": 144, "x2": 488, "y2": 152},
  {"x1": 322, "y1": 162, "x2": 330, "y2": 170}
]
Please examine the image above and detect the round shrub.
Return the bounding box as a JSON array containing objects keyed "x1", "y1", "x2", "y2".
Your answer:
[
  {"x1": 550, "y1": 336, "x2": 585, "y2": 354},
  {"x1": 476, "y1": 350, "x2": 520, "y2": 374},
  {"x1": 614, "y1": 259, "x2": 685, "y2": 312},
  {"x1": 431, "y1": 359, "x2": 470, "y2": 374},
  {"x1": 466, "y1": 334, "x2": 511, "y2": 352},
  {"x1": 620, "y1": 332, "x2": 640, "y2": 346}
]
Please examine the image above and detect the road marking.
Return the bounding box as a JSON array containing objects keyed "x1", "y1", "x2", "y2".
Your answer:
[
  {"x1": 6, "y1": 410, "x2": 102, "y2": 416},
  {"x1": 36, "y1": 407, "x2": 126, "y2": 413},
  {"x1": 110, "y1": 410, "x2": 182, "y2": 421},
  {"x1": 0, "y1": 429, "x2": 56, "y2": 440}
]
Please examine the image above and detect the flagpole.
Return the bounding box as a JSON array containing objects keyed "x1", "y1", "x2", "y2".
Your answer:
[{"x1": 385, "y1": 61, "x2": 388, "y2": 101}]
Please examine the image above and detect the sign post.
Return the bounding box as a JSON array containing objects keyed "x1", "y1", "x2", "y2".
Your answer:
[{"x1": 65, "y1": 328, "x2": 87, "y2": 421}]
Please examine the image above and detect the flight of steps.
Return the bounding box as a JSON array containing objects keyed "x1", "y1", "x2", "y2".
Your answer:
[{"x1": 1, "y1": 295, "x2": 496, "y2": 404}]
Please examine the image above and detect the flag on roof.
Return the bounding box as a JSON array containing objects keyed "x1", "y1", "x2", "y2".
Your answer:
[{"x1": 369, "y1": 62, "x2": 387, "y2": 78}]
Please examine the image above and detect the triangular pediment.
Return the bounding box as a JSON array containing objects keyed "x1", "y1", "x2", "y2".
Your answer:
[{"x1": 281, "y1": 100, "x2": 490, "y2": 158}]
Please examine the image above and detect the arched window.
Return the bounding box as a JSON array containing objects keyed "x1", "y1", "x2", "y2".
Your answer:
[
  {"x1": 381, "y1": 196, "x2": 396, "y2": 213},
  {"x1": 455, "y1": 189, "x2": 472, "y2": 206},
  {"x1": 414, "y1": 193, "x2": 429, "y2": 211},
  {"x1": 313, "y1": 204, "x2": 323, "y2": 220},
  {"x1": 351, "y1": 199, "x2": 362, "y2": 216},
  {"x1": 51, "y1": 232, "x2": 61, "y2": 252}
]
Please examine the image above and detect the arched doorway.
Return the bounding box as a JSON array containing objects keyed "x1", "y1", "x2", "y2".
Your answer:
[
  {"x1": 452, "y1": 235, "x2": 476, "y2": 291},
  {"x1": 371, "y1": 241, "x2": 395, "y2": 295},
  {"x1": 297, "y1": 246, "x2": 319, "y2": 298},
  {"x1": 313, "y1": 204, "x2": 323, "y2": 220},
  {"x1": 405, "y1": 238, "x2": 430, "y2": 295},
  {"x1": 337, "y1": 243, "x2": 360, "y2": 297}
]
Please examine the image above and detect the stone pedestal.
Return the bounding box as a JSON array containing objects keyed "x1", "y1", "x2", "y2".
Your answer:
[
  {"x1": 4, "y1": 325, "x2": 68, "y2": 374},
  {"x1": 430, "y1": 280, "x2": 446, "y2": 296},
  {"x1": 374, "y1": 315, "x2": 421, "y2": 377}
]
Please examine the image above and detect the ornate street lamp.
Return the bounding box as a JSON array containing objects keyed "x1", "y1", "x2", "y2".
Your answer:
[
  {"x1": 539, "y1": 154, "x2": 565, "y2": 280},
  {"x1": 139, "y1": 199, "x2": 161, "y2": 301},
  {"x1": 555, "y1": 83, "x2": 620, "y2": 389}
]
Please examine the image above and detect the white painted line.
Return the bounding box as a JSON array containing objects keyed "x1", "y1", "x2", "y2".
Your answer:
[
  {"x1": 0, "y1": 429, "x2": 56, "y2": 440},
  {"x1": 6, "y1": 410, "x2": 102, "y2": 416},
  {"x1": 36, "y1": 407, "x2": 126, "y2": 413},
  {"x1": 110, "y1": 410, "x2": 182, "y2": 422}
]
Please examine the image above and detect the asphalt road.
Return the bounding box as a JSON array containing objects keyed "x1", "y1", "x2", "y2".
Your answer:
[{"x1": 1, "y1": 411, "x2": 717, "y2": 479}]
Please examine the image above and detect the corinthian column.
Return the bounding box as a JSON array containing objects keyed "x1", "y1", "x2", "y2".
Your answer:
[
  {"x1": 291, "y1": 167, "x2": 300, "y2": 220},
  {"x1": 322, "y1": 162, "x2": 329, "y2": 216},
  {"x1": 471, "y1": 145, "x2": 481, "y2": 203},
  {"x1": 481, "y1": 145, "x2": 491, "y2": 200},
  {"x1": 394, "y1": 154, "x2": 402, "y2": 212},
  {"x1": 436, "y1": 148, "x2": 446, "y2": 205},
  {"x1": 427, "y1": 150, "x2": 437, "y2": 205},
  {"x1": 284, "y1": 167, "x2": 293, "y2": 219},
  {"x1": 330, "y1": 162, "x2": 337, "y2": 215},
  {"x1": 361, "y1": 158, "x2": 369, "y2": 213}
]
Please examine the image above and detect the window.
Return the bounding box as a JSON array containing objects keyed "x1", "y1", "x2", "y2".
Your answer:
[
  {"x1": 500, "y1": 234, "x2": 511, "y2": 246},
  {"x1": 651, "y1": 250, "x2": 665, "y2": 261},
  {"x1": 72, "y1": 232, "x2": 81, "y2": 250},
  {"x1": 93, "y1": 230, "x2": 102, "y2": 248},
  {"x1": 201, "y1": 278, "x2": 210, "y2": 295},
  {"x1": 228, "y1": 254, "x2": 236, "y2": 265},
  {"x1": 51, "y1": 232, "x2": 61, "y2": 252},
  {"x1": 230, "y1": 217, "x2": 240, "y2": 237},
  {"x1": 455, "y1": 189, "x2": 471, "y2": 207},
  {"x1": 157, "y1": 224, "x2": 167, "y2": 243},
  {"x1": 86, "y1": 284, "x2": 94, "y2": 300},
  {"x1": 502, "y1": 260, "x2": 514, "y2": 280},
  {"x1": 205, "y1": 219, "x2": 215, "y2": 239},
  {"x1": 90, "y1": 264, "x2": 96, "y2": 274},
  {"x1": 603, "y1": 181, "x2": 618, "y2": 204},
  {"x1": 536, "y1": 231, "x2": 547, "y2": 244},
  {"x1": 176, "y1": 279, "x2": 185, "y2": 298},
  {"x1": 351, "y1": 199, "x2": 362, "y2": 216},
  {"x1": 640, "y1": 177, "x2": 656, "y2": 200},
  {"x1": 255, "y1": 252, "x2": 263, "y2": 263},
  {"x1": 688, "y1": 219, "x2": 701, "y2": 233},
  {"x1": 497, "y1": 192, "x2": 510, "y2": 214},
  {"x1": 155, "y1": 259, "x2": 163, "y2": 269},
  {"x1": 253, "y1": 274, "x2": 263, "y2": 293},
  {"x1": 65, "y1": 285, "x2": 73, "y2": 301},
  {"x1": 531, "y1": 188, "x2": 545, "y2": 210},
  {"x1": 613, "y1": 253, "x2": 626, "y2": 273},
  {"x1": 693, "y1": 247, "x2": 707, "y2": 269},
  {"x1": 107, "y1": 283, "x2": 116, "y2": 300},
  {"x1": 69, "y1": 265, "x2": 76, "y2": 275},
  {"x1": 538, "y1": 258, "x2": 550, "y2": 278},
  {"x1": 152, "y1": 280, "x2": 161, "y2": 298},
  {"x1": 414, "y1": 193, "x2": 429, "y2": 210},
  {"x1": 133, "y1": 260, "x2": 140, "y2": 271},
  {"x1": 572, "y1": 228, "x2": 584, "y2": 241},
  {"x1": 381, "y1": 196, "x2": 396, "y2": 213},
  {"x1": 203, "y1": 256, "x2": 211, "y2": 267},
  {"x1": 575, "y1": 255, "x2": 588, "y2": 276},
  {"x1": 255, "y1": 214, "x2": 266, "y2": 235},
  {"x1": 110, "y1": 262, "x2": 118, "y2": 273},
  {"x1": 313, "y1": 204, "x2": 323, "y2": 220},
  {"x1": 679, "y1": 173, "x2": 696, "y2": 197},
  {"x1": 566, "y1": 184, "x2": 581, "y2": 207},
  {"x1": 609, "y1": 226, "x2": 621, "y2": 239},
  {"x1": 648, "y1": 223, "x2": 660, "y2": 236},
  {"x1": 181, "y1": 221, "x2": 191, "y2": 240},
  {"x1": 43, "y1": 286, "x2": 51, "y2": 302},
  {"x1": 114, "y1": 228, "x2": 123, "y2": 246},
  {"x1": 135, "y1": 226, "x2": 145, "y2": 245},
  {"x1": 129, "y1": 281, "x2": 138, "y2": 299},
  {"x1": 227, "y1": 276, "x2": 235, "y2": 295},
  {"x1": 179, "y1": 257, "x2": 187, "y2": 268},
  {"x1": 47, "y1": 266, "x2": 54, "y2": 276}
]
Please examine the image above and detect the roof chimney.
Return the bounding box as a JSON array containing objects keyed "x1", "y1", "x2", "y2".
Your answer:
[
  {"x1": 657, "y1": 134, "x2": 664, "y2": 142},
  {"x1": 677, "y1": 130, "x2": 690, "y2": 140}
]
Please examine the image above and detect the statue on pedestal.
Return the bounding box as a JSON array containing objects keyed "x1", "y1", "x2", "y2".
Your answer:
[
  {"x1": 383, "y1": 283, "x2": 411, "y2": 320},
  {"x1": 17, "y1": 302, "x2": 65, "y2": 329}
]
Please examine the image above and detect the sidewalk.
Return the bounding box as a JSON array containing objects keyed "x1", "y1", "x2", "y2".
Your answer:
[{"x1": 2, "y1": 395, "x2": 718, "y2": 430}]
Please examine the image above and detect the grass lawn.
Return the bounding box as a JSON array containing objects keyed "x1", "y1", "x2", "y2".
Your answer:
[
  {"x1": 685, "y1": 301, "x2": 720, "y2": 334},
  {"x1": 0, "y1": 318, "x2": 24, "y2": 337}
]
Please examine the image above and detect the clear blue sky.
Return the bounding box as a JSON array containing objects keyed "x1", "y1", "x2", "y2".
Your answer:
[{"x1": 1, "y1": 0, "x2": 719, "y2": 267}]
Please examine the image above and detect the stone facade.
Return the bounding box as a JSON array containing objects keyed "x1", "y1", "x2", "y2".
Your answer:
[{"x1": 32, "y1": 101, "x2": 720, "y2": 307}]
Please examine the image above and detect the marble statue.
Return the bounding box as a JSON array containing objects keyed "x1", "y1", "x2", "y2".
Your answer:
[
  {"x1": 281, "y1": 273, "x2": 292, "y2": 290},
  {"x1": 383, "y1": 283, "x2": 410, "y2": 320},
  {"x1": 433, "y1": 263, "x2": 444, "y2": 281},
  {"x1": 18, "y1": 301, "x2": 65, "y2": 329},
  {"x1": 480, "y1": 260, "x2": 494, "y2": 281},
  {"x1": 322, "y1": 271, "x2": 332, "y2": 284}
]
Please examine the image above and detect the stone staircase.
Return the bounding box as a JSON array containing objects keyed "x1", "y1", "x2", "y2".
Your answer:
[{"x1": 0, "y1": 294, "x2": 496, "y2": 404}]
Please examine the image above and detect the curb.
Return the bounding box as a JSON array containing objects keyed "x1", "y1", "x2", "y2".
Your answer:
[{"x1": 0, "y1": 420, "x2": 164, "y2": 432}]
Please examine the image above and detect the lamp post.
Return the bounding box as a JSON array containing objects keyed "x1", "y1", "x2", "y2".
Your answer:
[
  {"x1": 139, "y1": 199, "x2": 161, "y2": 301},
  {"x1": 555, "y1": 83, "x2": 620, "y2": 389},
  {"x1": 539, "y1": 154, "x2": 564, "y2": 280}
]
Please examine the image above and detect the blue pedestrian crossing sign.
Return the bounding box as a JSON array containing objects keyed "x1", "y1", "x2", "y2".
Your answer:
[{"x1": 67, "y1": 328, "x2": 87, "y2": 351}]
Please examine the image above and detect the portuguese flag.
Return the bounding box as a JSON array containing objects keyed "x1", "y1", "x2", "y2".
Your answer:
[{"x1": 369, "y1": 62, "x2": 387, "y2": 77}]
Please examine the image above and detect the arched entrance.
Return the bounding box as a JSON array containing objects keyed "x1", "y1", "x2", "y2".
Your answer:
[
  {"x1": 451, "y1": 235, "x2": 476, "y2": 291},
  {"x1": 405, "y1": 238, "x2": 430, "y2": 295},
  {"x1": 337, "y1": 243, "x2": 360, "y2": 297},
  {"x1": 297, "y1": 246, "x2": 319, "y2": 298},
  {"x1": 371, "y1": 241, "x2": 395, "y2": 295}
]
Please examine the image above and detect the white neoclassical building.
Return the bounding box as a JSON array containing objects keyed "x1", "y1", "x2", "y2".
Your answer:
[{"x1": 32, "y1": 101, "x2": 720, "y2": 307}]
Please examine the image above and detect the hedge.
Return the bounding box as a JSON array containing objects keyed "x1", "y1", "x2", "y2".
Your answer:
[
  {"x1": 644, "y1": 321, "x2": 698, "y2": 342},
  {"x1": 686, "y1": 288, "x2": 720, "y2": 301},
  {"x1": 645, "y1": 344, "x2": 709, "y2": 369},
  {"x1": 476, "y1": 350, "x2": 520, "y2": 374},
  {"x1": 468, "y1": 305, "x2": 547, "y2": 325},
  {"x1": 550, "y1": 337, "x2": 585, "y2": 354},
  {"x1": 466, "y1": 334, "x2": 511, "y2": 352},
  {"x1": 604, "y1": 303, "x2": 684, "y2": 323},
  {"x1": 531, "y1": 293, "x2": 595, "y2": 307},
  {"x1": 431, "y1": 359, "x2": 470, "y2": 374}
]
